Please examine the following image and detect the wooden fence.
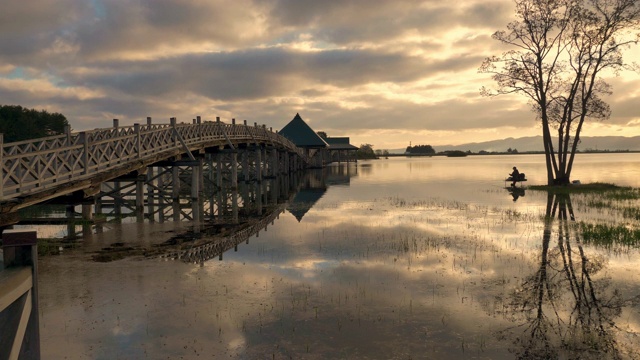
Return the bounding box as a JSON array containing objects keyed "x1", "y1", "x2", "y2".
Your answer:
[
  {"x1": 1, "y1": 118, "x2": 306, "y2": 203},
  {"x1": 0, "y1": 230, "x2": 40, "y2": 360}
]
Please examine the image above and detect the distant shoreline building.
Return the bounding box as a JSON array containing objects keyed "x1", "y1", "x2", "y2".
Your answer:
[{"x1": 279, "y1": 113, "x2": 357, "y2": 166}]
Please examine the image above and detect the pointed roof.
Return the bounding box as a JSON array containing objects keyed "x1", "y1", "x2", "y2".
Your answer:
[
  {"x1": 287, "y1": 188, "x2": 326, "y2": 222},
  {"x1": 279, "y1": 113, "x2": 328, "y2": 148}
]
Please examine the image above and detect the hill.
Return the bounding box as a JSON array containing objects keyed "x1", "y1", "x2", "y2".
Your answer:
[{"x1": 388, "y1": 136, "x2": 640, "y2": 154}]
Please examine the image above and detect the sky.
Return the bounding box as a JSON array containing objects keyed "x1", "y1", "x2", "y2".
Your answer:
[{"x1": 1, "y1": 0, "x2": 640, "y2": 150}]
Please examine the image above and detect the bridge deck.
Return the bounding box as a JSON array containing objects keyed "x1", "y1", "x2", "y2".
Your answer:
[{"x1": 1, "y1": 119, "x2": 308, "y2": 214}]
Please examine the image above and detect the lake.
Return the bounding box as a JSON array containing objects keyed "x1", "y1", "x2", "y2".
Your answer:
[{"x1": 37, "y1": 153, "x2": 640, "y2": 359}]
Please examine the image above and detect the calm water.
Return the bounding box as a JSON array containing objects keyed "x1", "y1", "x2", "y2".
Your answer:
[{"x1": 38, "y1": 154, "x2": 640, "y2": 359}]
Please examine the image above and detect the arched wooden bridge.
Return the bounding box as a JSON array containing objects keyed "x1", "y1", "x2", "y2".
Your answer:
[{"x1": 0, "y1": 117, "x2": 310, "y2": 223}]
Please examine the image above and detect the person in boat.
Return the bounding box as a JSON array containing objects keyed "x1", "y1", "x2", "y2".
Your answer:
[{"x1": 509, "y1": 166, "x2": 520, "y2": 187}]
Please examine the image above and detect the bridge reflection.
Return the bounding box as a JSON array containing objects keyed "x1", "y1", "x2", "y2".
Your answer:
[{"x1": 16, "y1": 164, "x2": 357, "y2": 263}]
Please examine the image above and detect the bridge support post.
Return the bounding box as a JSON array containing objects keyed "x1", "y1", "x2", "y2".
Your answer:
[
  {"x1": 66, "y1": 205, "x2": 75, "y2": 239},
  {"x1": 231, "y1": 151, "x2": 238, "y2": 190},
  {"x1": 135, "y1": 176, "x2": 144, "y2": 221},
  {"x1": 172, "y1": 166, "x2": 180, "y2": 222},
  {"x1": 232, "y1": 189, "x2": 238, "y2": 224},
  {"x1": 82, "y1": 204, "x2": 93, "y2": 221},
  {"x1": 216, "y1": 153, "x2": 224, "y2": 221},
  {"x1": 157, "y1": 170, "x2": 165, "y2": 223},
  {"x1": 262, "y1": 147, "x2": 268, "y2": 177},
  {"x1": 0, "y1": 134, "x2": 3, "y2": 199},
  {"x1": 114, "y1": 181, "x2": 122, "y2": 221},
  {"x1": 256, "y1": 181, "x2": 263, "y2": 216},
  {"x1": 1, "y1": 229, "x2": 41, "y2": 360},
  {"x1": 191, "y1": 160, "x2": 201, "y2": 233},
  {"x1": 284, "y1": 152, "x2": 290, "y2": 175},
  {"x1": 242, "y1": 151, "x2": 249, "y2": 182},
  {"x1": 146, "y1": 169, "x2": 155, "y2": 223},
  {"x1": 255, "y1": 147, "x2": 262, "y2": 183}
]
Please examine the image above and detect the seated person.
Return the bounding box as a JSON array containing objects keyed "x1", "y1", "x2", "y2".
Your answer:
[{"x1": 509, "y1": 166, "x2": 520, "y2": 187}]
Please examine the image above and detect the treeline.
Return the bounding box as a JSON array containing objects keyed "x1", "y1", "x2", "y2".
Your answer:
[
  {"x1": 406, "y1": 144, "x2": 435, "y2": 154},
  {"x1": 0, "y1": 105, "x2": 69, "y2": 142}
]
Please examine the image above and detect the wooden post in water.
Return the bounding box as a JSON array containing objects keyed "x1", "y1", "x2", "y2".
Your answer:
[
  {"x1": 172, "y1": 165, "x2": 180, "y2": 222},
  {"x1": 191, "y1": 160, "x2": 201, "y2": 233},
  {"x1": 146, "y1": 168, "x2": 155, "y2": 223},
  {"x1": 1, "y1": 229, "x2": 41, "y2": 360},
  {"x1": 0, "y1": 133, "x2": 4, "y2": 200},
  {"x1": 216, "y1": 153, "x2": 224, "y2": 220},
  {"x1": 256, "y1": 180, "x2": 263, "y2": 216},
  {"x1": 135, "y1": 175, "x2": 144, "y2": 221},
  {"x1": 242, "y1": 151, "x2": 249, "y2": 182},
  {"x1": 255, "y1": 147, "x2": 262, "y2": 183}
]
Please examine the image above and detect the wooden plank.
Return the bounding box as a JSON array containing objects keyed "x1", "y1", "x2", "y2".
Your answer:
[
  {"x1": 0, "y1": 267, "x2": 32, "y2": 313},
  {"x1": 9, "y1": 290, "x2": 32, "y2": 360}
]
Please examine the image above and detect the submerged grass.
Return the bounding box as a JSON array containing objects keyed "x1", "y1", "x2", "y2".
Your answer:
[
  {"x1": 530, "y1": 182, "x2": 640, "y2": 224},
  {"x1": 528, "y1": 182, "x2": 640, "y2": 198},
  {"x1": 577, "y1": 222, "x2": 640, "y2": 248}
]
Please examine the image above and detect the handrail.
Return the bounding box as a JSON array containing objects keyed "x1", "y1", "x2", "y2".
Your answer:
[
  {"x1": 1, "y1": 120, "x2": 309, "y2": 202},
  {"x1": 1, "y1": 229, "x2": 40, "y2": 360}
]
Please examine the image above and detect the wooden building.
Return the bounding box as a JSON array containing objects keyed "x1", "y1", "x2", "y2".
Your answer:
[{"x1": 279, "y1": 113, "x2": 329, "y2": 168}]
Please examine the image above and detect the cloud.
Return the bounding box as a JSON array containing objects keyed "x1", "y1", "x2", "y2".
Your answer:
[{"x1": 0, "y1": 0, "x2": 638, "y2": 147}]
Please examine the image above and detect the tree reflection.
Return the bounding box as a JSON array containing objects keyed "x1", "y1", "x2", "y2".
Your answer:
[{"x1": 502, "y1": 192, "x2": 625, "y2": 359}]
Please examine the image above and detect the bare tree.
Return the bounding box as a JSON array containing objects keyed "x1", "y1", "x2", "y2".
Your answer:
[
  {"x1": 480, "y1": 0, "x2": 640, "y2": 185},
  {"x1": 499, "y1": 193, "x2": 628, "y2": 359}
]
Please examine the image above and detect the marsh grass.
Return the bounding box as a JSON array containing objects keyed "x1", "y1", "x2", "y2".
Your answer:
[
  {"x1": 528, "y1": 182, "x2": 632, "y2": 195},
  {"x1": 577, "y1": 223, "x2": 640, "y2": 248},
  {"x1": 530, "y1": 182, "x2": 640, "y2": 226}
]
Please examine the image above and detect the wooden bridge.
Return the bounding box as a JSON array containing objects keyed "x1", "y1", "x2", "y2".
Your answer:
[{"x1": 0, "y1": 117, "x2": 311, "y2": 227}]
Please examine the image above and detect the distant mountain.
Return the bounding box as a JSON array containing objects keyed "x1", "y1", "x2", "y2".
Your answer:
[{"x1": 387, "y1": 136, "x2": 640, "y2": 154}]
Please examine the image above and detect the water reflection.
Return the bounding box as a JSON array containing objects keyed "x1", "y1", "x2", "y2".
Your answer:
[
  {"x1": 507, "y1": 187, "x2": 525, "y2": 202},
  {"x1": 503, "y1": 193, "x2": 625, "y2": 359},
  {"x1": 156, "y1": 165, "x2": 357, "y2": 263},
  {"x1": 35, "y1": 156, "x2": 640, "y2": 359}
]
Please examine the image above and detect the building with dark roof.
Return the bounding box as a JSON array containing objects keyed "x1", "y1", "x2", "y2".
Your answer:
[
  {"x1": 279, "y1": 113, "x2": 328, "y2": 148},
  {"x1": 279, "y1": 113, "x2": 328, "y2": 167},
  {"x1": 323, "y1": 136, "x2": 359, "y2": 164},
  {"x1": 280, "y1": 113, "x2": 359, "y2": 167}
]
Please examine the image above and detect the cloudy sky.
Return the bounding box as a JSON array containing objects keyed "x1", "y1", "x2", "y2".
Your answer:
[{"x1": 2, "y1": 0, "x2": 639, "y2": 149}]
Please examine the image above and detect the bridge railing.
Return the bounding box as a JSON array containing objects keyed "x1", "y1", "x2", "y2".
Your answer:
[
  {"x1": 0, "y1": 230, "x2": 40, "y2": 360},
  {"x1": 1, "y1": 120, "x2": 307, "y2": 202}
]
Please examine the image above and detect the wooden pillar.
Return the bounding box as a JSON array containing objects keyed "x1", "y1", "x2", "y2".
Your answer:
[
  {"x1": 135, "y1": 176, "x2": 144, "y2": 220},
  {"x1": 255, "y1": 147, "x2": 262, "y2": 183},
  {"x1": 262, "y1": 147, "x2": 268, "y2": 176},
  {"x1": 2, "y1": 229, "x2": 41, "y2": 360},
  {"x1": 66, "y1": 205, "x2": 75, "y2": 238},
  {"x1": 114, "y1": 181, "x2": 122, "y2": 220},
  {"x1": 256, "y1": 181, "x2": 263, "y2": 216},
  {"x1": 191, "y1": 161, "x2": 201, "y2": 233},
  {"x1": 284, "y1": 152, "x2": 289, "y2": 174},
  {"x1": 0, "y1": 134, "x2": 3, "y2": 199},
  {"x1": 232, "y1": 190, "x2": 238, "y2": 224},
  {"x1": 272, "y1": 149, "x2": 278, "y2": 176},
  {"x1": 81, "y1": 203, "x2": 93, "y2": 221},
  {"x1": 158, "y1": 170, "x2": 165, "y2": 223},
  {"x1": 216, "y1": 153, "x2": 224, "y2": 220},
  {"x1": 146, "y1": 167, "x2": 155, "y2": 223},
  {"x1": 172, "y1": 166, "x2": 180, "y2": 222},
  {"x1": 242, "y1": 151, "x2": 249, "y2": 182},
  {"x1": 231, "y1": 151, "x2": 238, "y2": 190}
]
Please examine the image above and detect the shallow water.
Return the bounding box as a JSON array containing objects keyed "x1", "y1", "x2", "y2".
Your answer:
[{"x1": 37, "y1": 154, "x2": 640, "y2": 359}]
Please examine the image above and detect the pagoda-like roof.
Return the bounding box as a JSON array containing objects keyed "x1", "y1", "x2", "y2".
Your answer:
[
  {"x1": 325, "y1": 137, "x2": 359, "y2": 151},
  {"x1": 280, "y1": 113, "x2": 328, "y2": 148}
]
